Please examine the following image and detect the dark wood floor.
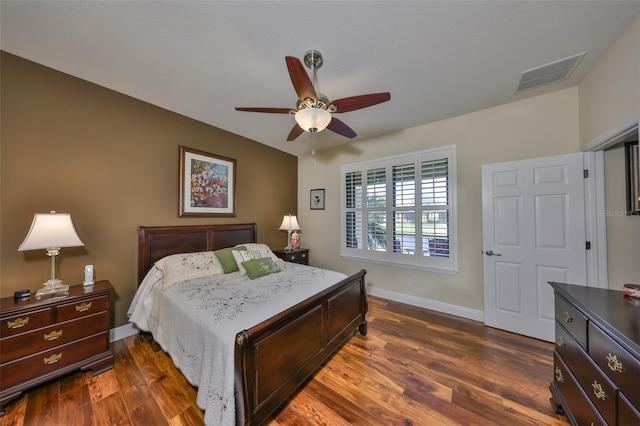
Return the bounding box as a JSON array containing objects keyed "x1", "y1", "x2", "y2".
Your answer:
[{"x1": 1, "y1": 296, "x2": 568, "y2": 425}]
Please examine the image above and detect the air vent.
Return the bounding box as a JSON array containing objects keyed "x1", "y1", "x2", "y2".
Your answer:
[{"x1": 516, "y1": 52, "x2": 586, "y2": 92}]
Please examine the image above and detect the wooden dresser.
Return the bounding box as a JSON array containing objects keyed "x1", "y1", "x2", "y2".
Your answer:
[
  {"x1": 549, "y1": 282, "x2": 640, "y2": 425},
  {"x1": 0, "y1": 280, "x2": 114, "y2": 414}
]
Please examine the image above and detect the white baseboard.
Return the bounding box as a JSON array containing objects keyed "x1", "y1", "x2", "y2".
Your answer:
[
  {"x1": 110, "y1": 322, "x2": 139, "y2": 342},
  {"x1": 110, "y1": 289, "x2": 484, "y2": 342},
  {"x1": 367, "y1": 286, "x2": 484, "y2": 323}
]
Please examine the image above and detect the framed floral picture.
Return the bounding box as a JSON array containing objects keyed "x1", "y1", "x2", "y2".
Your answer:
[{"x1": 179, "y1": 146, "x2": 236, "y2": 217}]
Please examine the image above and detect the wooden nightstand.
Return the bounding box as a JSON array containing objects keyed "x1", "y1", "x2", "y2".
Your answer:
[
  {"x1": 0, "y1": 280, "x2": 114, "y2": 414},
  {"x1": 273, "y1": 248, "x2": 310, "y2": 265}
]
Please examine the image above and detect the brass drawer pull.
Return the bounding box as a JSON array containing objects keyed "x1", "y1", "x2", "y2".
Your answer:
[
  {"x1": 44, "y1": 330, "x2": 63, "y2": 341},
  {"x1": 7, "y1": 317, "x2": 29, "y2": 329},
  {"x1": 556, "y1": 336, "x2": 565, "y2": 347},
  {"x1": 592, "y1": 381, "x2": 606, "y2": 400},
  {"x1": 562, "y1": 311, "x2": 573, "y2": 323},
  {"x1": 44, "y1": 353, "x2": 62, "y2": 365},
  {"x1": 606, "y1": 353, "x2": 623, "y2": 373},
  {"x1": 555, "y1": 366, "x2": 564, "y2": 383},
  {"x1": 75, "y1": 302, "x2": 92, "y2": 312}
]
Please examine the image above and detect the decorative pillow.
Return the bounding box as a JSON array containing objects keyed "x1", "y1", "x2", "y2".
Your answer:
[
  {"x1": 231, "y1": 249, "x2": 266, "y2": 276},
  {"x1": 155, "y1": 251, "x2": 224, "y2": 290},
  {"x1": 214, "y1": 246, "x2": 246, "y2": 274},
  {"x1": 234, "y1": 243, "x2": 281, "y2": 263},
  {"x1": 242, "y1": 257, "x2": 281, "y2": 280}
]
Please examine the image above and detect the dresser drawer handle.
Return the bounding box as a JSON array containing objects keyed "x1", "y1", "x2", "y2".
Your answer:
[
  {"x1": 562, "y1": 311, "x2": 573, "y2": 323},
  {"x1": 556, "y1": 336, "x2": 565, "y2": 347},
  {"x1": 592, "y1": 381, "x2": 607, "y2": 400},
  {"x1": 44, "y1": 330, "x2": 63, "y2": 341},
  {"x1": 7, "y1": 317, "x2": 30, "y2": 329},
  {"x1": 302, "y1": 253, "x2": 306, "y2": 258},
  {"x1": 606, "y1": 353, "x2": 623, "y2": 373},
  {"x1": 44, "y1": 353, "x2": 62, "y2": 365},
  {"x1": 554, "y1": 366, "x2": 564, "y2": 383},
  {"x1": 76, "y1": 302, "x2": 92, "y2": 312}
]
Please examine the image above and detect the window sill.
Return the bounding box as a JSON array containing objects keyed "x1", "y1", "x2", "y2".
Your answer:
[{"x1": 340, "y1": 254, "x2": 458, "y2": 275}]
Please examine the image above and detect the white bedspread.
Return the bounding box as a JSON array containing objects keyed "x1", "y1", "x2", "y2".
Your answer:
[{"x1": 127, "y1": 261, "x2": 347, "y2": 426}]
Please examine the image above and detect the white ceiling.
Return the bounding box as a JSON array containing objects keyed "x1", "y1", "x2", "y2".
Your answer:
[{"x1": 1, "y1": 1, "x2": 638, "y2": 157}]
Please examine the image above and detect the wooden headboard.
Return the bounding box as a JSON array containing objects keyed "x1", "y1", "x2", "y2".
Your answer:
[{"x1": 137, "y1": 223, "x2": 257, "y2": 284}]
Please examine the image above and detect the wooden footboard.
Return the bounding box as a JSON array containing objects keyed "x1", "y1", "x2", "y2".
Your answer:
[{"x1": 234, "y1": 269, "x2": 368, "y2": 425}]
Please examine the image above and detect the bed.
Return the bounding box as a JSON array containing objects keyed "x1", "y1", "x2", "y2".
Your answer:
[{"x1": 128, "y1": 223, "x2": 367, "y2": 425}]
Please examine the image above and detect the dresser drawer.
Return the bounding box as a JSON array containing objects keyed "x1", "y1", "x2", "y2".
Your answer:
[
  {"x1": 619, "y1": 392, "x2": 640, "y2": 426},
  {"x1": 1, "y1": 307, "x2": 52, "y2": 338},
  {"x1": 57, "y1": 295, "x2": 108, "y2": 322},
  {"x1": 555, "y1": 321, "x2": 583, "y2": 373},
  {"x1": 553, "y1": 352, "x2": 606, "y2": 426},
  {"x1": 555, "y1": 296, "x2": 587, "y2": 350},
  {"x1": 589, "y1": 322, "x2": 640, "y2": 407},
  {"x1": 0, "y1": 332, "x2": 108, "y2": 390},
  {"x1": 0, "y1": 311, "x2": 109, "y2": 364},
  {"x1": 567, "y1": 343, "x2": 616, "y2": 425}
]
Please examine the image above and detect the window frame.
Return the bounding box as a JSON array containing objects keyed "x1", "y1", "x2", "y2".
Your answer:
[{"x1": 341, "y1": 145, "x2": 458, "y2": 274}]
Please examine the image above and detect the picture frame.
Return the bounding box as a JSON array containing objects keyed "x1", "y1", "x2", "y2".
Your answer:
[
  {"x1": 310, "y1": 188, "x2": 325, "y2": 210},
  {"x1": 625, "y1": 141, "x2": 640, "y2": 215},
  {"x1": 179, "y1": 146, "x2": 236, "y2": 217}
]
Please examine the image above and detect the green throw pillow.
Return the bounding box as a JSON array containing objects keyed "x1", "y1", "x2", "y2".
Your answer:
[
  {"x1": 214, "y1": 247, "x2": 246, "y2": 274},
  {"x1": 242, "y1": 257, "x2": 281, "y2": 280}
]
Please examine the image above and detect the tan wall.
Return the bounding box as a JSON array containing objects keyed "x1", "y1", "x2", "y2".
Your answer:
[
  {"x1": 579, "y1": 15, "x2": 639, "y2": 149},
  {"x1": 0, "y1": 52, "x2": 298, "y2": 328},
  {"x1": 298, "y1": 88, "x2": 580, "y2": 312}
]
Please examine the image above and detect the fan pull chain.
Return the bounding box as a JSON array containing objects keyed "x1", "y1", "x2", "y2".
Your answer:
[{"x1": 312, "y1": 131, "x2": 317, "y2": 165}]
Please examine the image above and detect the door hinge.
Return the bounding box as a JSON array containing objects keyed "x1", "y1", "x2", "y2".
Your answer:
[
  {"x1": 584, "y1": 169, "x2": 589, "y2": 178},
  {"x1": 586, "y1": 241, "x2": 591, "y2": 250}
]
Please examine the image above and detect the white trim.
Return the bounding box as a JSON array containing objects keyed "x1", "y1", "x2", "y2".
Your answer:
[
  {"x1": 583, "y1": 151, "x2": 608, "y2": 289},
  {"x1": 582, "y1": 118, "x2": 638, "y2": 152},
  {"x1": 110, "y1": 323, "x2": 138, "y2": 342},
  {"x1": 367, "y1": 286, "x2": 483, "y2": 322}
]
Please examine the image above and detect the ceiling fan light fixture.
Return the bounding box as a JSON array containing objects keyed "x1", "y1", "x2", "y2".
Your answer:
[{"x1": 294, "y1": 107, "x2": 331, "y2": 133}]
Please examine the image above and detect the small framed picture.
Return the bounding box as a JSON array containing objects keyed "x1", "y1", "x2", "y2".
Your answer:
[
  {"x1": 179, "y1": 146, "x2": 236, "y2": 217},
  {"x1": 310, "y1": 188, "x2": 325, "y2": 210}
]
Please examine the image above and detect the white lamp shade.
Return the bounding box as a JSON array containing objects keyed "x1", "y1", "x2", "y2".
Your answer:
[
  {"x1": 294, "y1": 108, "x2": 331, "y2": 133},
  {"x1": 278, "y1": 215, "x2": 301, "y2": 231},
  {"x1": 18, "y1": 212, "x2": 84, "y2": 251}
]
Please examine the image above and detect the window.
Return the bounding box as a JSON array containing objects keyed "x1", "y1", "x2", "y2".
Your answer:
[{"x1": 341, "y1": 145, "x2": 457, "y2": 274}]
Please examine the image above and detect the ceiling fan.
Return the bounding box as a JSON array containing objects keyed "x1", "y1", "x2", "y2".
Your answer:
[{"x1": 235, "y1": 50, "x2": 391, "y2": 141}]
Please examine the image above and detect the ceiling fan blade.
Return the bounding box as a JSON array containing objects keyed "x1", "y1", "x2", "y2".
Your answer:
[
  {"x1": 285, "y1": 56, "x2": 317, "y2": 102},
  {"x1": 327, "y1": 117, "x2": 357, "y2": 139},
  {"x1": 235, "y1": 107, "x2": 294, "y2": 114},
  {"x1": 329, "y1": 92, "x2": 391, "y2": 113},
  {"x1": 287, "y1": 124, "x2": 305, "y2": 141}
]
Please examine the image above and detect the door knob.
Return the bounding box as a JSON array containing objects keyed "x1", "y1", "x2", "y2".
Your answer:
[{"x1": 485, "y1": 250, "x2": 502, "y2": 256}]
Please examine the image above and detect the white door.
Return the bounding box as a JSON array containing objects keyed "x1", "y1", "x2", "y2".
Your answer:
[{"x1": 482, "y1": 153, "x2": 587, "y2": 342}]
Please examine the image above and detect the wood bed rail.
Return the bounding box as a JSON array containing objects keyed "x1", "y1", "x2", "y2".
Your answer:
[{"x1": 234, "y1": 269, "x2": 367, "y2": 425}]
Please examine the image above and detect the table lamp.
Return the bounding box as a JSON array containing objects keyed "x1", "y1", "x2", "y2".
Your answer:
[
  {"x1": 18, "y1": 211, "x2": 84, "y2": 299},
  {"x1": 278, "y1": 214, "x2": 301, "y2": 250}
]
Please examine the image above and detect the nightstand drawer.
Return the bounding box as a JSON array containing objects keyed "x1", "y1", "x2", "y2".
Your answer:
[
  {"x1": 0, "y1": 332, "x2": 108, "y2": 390},
  {"x1": 1, "y1": 307, "x2": 52, "y2": 338},
  {"x1": 0, "y1": 311, "x2": 109, "y2": 364},
  {"x1": 57, "y1": 295, "x2": 108, "y2": 322},
  {"x1": 273, "y1": 248, "x2": 309, "y2": 265}
]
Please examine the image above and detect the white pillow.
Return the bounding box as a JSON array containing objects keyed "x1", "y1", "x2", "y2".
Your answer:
[
  {"x1": 155, "y1": 251, "x2": 224, "y2": 290},
  {"x1": 234, "y1": 243, "x2": 281, "y2": 263},
  {"x1": 231, "y1": 249, "x2": 266, "y2": 276}
]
